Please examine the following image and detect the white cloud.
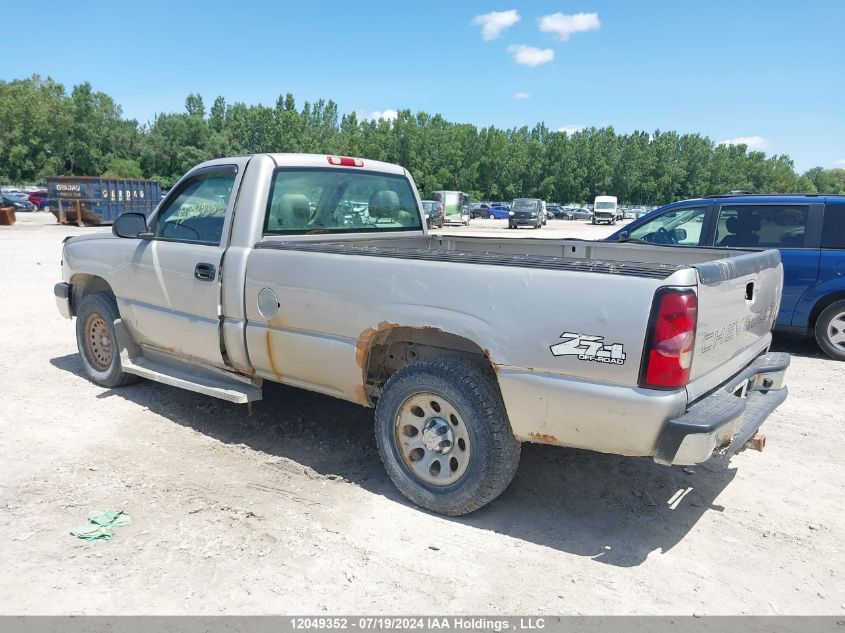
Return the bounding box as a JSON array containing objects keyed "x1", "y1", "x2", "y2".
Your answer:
[
  {"x1": 835, "y1": 159, "x2": 845, "y2": 166},
  {"x1": 557, "y1": 125, "x2": 585, "y2": 135},
  {"x1": 507, "y1": 44, "x2": 554, "y2": 66},
  {"x1": 512, "y1": 92, "x2": 530, "y2": 99},
  {"x1": 359, "y1": 109, "x2": 398, "y2": 122},
  {"x1": 538, "y1": 12, "x2": 601, "y2": 40},
  {"x1": 718, "y1": 136, "x2": 770, "y2": 151},
  {"x1": 471, "y1": 10, "x2": 521, "y2": 41}
]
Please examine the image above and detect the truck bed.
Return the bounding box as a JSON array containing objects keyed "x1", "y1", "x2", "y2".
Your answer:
[{"x1": 254, "y1": 234, "x2": 759, "y2": 280}]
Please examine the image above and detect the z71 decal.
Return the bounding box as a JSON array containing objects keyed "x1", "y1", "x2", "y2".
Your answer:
[{"x1": 550, "y1": 332, "x2": 627, "y2": 365}]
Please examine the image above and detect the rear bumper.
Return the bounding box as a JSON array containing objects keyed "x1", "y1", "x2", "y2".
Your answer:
[
  {"x1": 54, "y1": 282, "x2": 72, "y2": 319},
  {"x1": 654, "y1": 352, "x2": 790, "y2": 465}
]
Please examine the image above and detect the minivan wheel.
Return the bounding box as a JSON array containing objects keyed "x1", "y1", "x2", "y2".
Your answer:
[
  {"x1": 815, "y1": 300, "x2": 845, "y2": 361},
  {"x1": 75, "y1": 291, "x2": 138, "y2": 388},
  {"x1": 374, "y1": 357, "x2": 521, "y2": 515}
]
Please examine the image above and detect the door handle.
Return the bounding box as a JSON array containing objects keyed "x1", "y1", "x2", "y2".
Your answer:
[{"x1": 194, "y1": 262, "x2": 216, "y2": 281}]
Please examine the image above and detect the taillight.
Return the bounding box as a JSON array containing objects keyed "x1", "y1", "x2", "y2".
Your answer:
[
  {"x1": 640, "y1": 288, "x2": 698, "y2": 389},
  {"x1": 327, "y1": 155, "x2": 364, "y2": 167}
]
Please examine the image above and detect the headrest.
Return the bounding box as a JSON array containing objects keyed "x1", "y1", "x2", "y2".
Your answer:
[
  {"x1": 279, "y1": 194, "x2": 310, "y2": 220},
  {"x1": 725, "y1": 217, "x2": 741, "y2": 233},
  {"x1": 369, "y1": 190, "x2": 400, "y2": 219}
]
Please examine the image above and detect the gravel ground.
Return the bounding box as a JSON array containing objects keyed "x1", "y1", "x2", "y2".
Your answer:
[{"x1": 0, "y1": 212, "x2": 842, "y2": 615}]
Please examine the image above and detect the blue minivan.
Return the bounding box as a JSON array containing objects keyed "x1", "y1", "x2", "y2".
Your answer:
[{"x1": 607, "y1": 193, "x2": 845, "y2": 360}]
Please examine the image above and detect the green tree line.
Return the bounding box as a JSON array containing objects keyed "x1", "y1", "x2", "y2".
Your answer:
[{"x1": 2, "y1": 75, "x2": 844, "y2": 203}]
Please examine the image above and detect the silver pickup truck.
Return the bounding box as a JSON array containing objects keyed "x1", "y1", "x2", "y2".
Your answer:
[{"x1": 55, "y1": 154, "x2": 789, "y2": 515}]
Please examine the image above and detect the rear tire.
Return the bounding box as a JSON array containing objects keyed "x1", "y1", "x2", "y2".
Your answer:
[
  {"x1": 374, "y1": 357, "x2": 521, "y2": 515},
  {"x1": 75, "y1": 291, "x2": 138, "y2": 388},
  {"x1": 815, "y1": 300, "x2": 845, "y2": 361}
]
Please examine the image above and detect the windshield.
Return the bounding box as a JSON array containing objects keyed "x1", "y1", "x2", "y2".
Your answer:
[
  {"x1": 595, "y1": 201, "x2": 616, "y2": 210},
  {"x1": 264, "y1": 168, "x2": 422, "y2": 235},
  {"x1": 512, "y1": 199, "x2": 538, "y2": 211},
  {"x1": 422, "y1": 201, "x2": 433, "y2": 212}
]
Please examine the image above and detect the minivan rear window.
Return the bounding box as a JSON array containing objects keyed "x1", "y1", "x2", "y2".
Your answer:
[{"x1": 822, "y1": 203, "x2": 845, "y2": 249}]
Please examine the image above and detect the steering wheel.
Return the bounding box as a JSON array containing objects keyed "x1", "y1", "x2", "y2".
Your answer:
[{"x1": 656, "y1": 226, "x2": 677, "y2": 245}]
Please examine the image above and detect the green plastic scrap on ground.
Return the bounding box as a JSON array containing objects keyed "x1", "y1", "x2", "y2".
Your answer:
[{"x1": 70, "y1": 509, "x2": 130, "y2": 541}]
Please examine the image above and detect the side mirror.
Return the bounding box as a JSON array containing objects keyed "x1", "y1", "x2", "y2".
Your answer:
[
  {"x1": 113, "y1": 212, "x2": 148, "y2": 239},
  {"x1": 673, "y1": 228, "x2": 688, "y2": 242},
  {"x1": 617, "y1": 230, "x2": 629, "y2": 241}
]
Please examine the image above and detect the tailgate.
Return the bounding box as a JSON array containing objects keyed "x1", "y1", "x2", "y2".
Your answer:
[{"x1": 688, "y1": 249, "x2": 783, "y2": 394}]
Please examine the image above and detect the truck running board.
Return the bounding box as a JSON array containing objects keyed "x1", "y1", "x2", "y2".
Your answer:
[{"x1": 114, "y1": 319, "x2": 263, "y2": 405}]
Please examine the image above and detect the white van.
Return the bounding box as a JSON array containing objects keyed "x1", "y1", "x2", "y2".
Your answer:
[{"x1": 593, "y1": 195, "x2": 618, "y2": 225}]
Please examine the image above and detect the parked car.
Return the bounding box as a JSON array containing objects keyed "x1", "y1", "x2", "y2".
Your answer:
[
  {"x1": 508, "y1": 198, "x2": 547, "y2": 229},
  {"x1": 2, "y1": 193, "x2": 36, "y2": 211},
  {"x1": 487, "y1": 204, "x2": 511, "y2": 219},
  {"x1": 470, "y1": 203, "x2": 492, "y2": 219},
  {"x1": 422, "y1": 200, "x2": 444, "y2": 228},
  {"x1": 569, "y1": 207, "x2": 592, "y2": 221},
  {"x1": 28, "y1": 190, "x2": 49, "y2": 210},
  {"x1": 547, "y1": 205, "x2": 567, "y2": 219},
  {"x1": 608, "y1": 193, "x2": 845, "y2": 360},
  {"x1": 55, "y1": 154, "x2": 789, "y2": 515}
]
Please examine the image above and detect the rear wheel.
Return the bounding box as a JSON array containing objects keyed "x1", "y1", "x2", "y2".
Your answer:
[
  {"x1": 374, "y1": 357, "x2": 521, "y2": 515},
  {"x1": 75, "y1": 291, "x2": 138, "y2": 388},
  {"x1": 815, "y1": 300, "x2": 845, "y2": 361}
]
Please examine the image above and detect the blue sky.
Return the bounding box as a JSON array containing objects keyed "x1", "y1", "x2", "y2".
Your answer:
[{"x1": 3, "y1": 0, "x2": 843, "y2": 172}]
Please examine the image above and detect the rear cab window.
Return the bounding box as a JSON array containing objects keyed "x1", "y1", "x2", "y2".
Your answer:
[
  {"x1": 715, "y1": 204, "x2": 809, "y2": 248},
  {"x1": 264, "y1": 168, "x2": 422, "y2": 235}
]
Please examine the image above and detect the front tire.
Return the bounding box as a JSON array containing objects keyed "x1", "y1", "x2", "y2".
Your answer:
[
  {"x1": 75, "y1": 291, "x2": 138, "y2": 388},
  {"x1": 815, "y1": 300, "x2": 845, "y2": 361},
  {"x1": 374, "y1": 357, "x2": 521, "y2": 515}
]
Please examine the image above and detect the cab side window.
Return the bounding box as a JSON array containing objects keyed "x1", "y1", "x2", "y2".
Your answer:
[
  {"x1": 155, "y1": 170, "x2": 236, "y2": 245},
  {"x1": 716, "y1": 205, "x2": 808, "y2": 248},
  {"x1": 628, "y1": 207, "x2": 707, "y2": 245},
  {"x1": 821, "y1": 203, "x2": 845, "y2": 249}
]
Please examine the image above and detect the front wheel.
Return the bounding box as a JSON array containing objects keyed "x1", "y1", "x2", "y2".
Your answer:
[
  {"x1": 374, "y1": 357, "x2": 521, "y2": 515},
  {"x1": 815, "y1": 300, "x2": 845, "y2": 361},
  {"x1": 75, "y1": 291, "x2": 138, "y2": 388}
]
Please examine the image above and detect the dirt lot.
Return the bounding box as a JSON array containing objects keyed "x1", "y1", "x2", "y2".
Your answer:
[{"x1": 1, "y1": 212, "x2": 843, "y2": 615}]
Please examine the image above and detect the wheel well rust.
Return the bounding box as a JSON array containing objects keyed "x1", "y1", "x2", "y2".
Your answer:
[
  {"x1": 357, "y1": 323, "x2": 498, "y2": 405},
  {"x1": 68, "y1": 274, "x2": 113, "y2": 316}
]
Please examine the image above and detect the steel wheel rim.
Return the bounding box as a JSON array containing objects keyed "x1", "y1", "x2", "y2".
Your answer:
[
  {"x1": 84, "y1": 313, "x2": 113, "y2": 371},
  {"x1": 827, "y1": 311, "x2": 845, "y2": 350},
  {"x1": 395, "y1": 392, "x2": 471, "y2": 486}
]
